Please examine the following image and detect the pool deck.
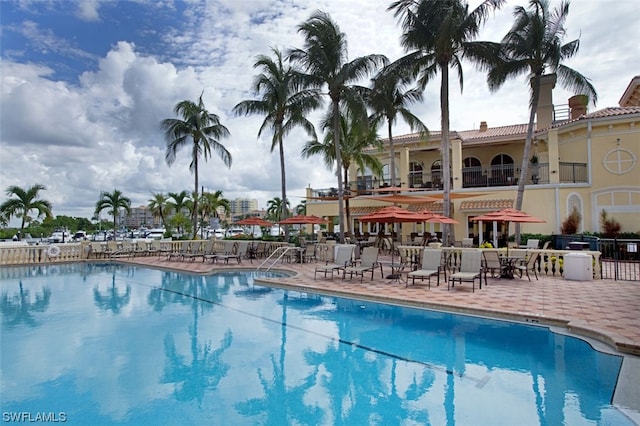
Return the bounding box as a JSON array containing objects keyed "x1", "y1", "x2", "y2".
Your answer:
[{"x1": 118, "y1": 253, "x2": 640, "y2": 357}]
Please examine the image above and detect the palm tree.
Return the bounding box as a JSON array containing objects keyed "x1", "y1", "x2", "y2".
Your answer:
[
  {"x1": 266, "y1": 197, "x2": 289, "y2": 223},
  {"x1": 388, "y1": 0, "x2": 504, "y2": 244},
  {"x1": 162, "y1": 94, "x2": 232, "y2": 237},
  {"x1": 366, "y1": 67, "x2": 429, "y2": 187},
  {"x1": 486, "y1": 0, "x2": 597, "y2": 243},
  {"x1": 0, "y1": 184, "x2": 52, "y2": 239},
  {"x1": 295, "y1": 200, "x2": 307, "y2": 216},
  {"x1": 289, "y1": 11, "x2": 386, "y2": 243},
  {"x1": 94, "y1": 189, "x2": 131, "y2": 235},
  {"x1": 167, "y1": 190, "x2": 192, "y2": 236},
  {"x1": 233, "y1": 48, "x2": 320, "y2": 239},
  {"x1": 302, "y1": 109, "x2": 384, "y2": 234},
  {"x1": 199, "y1": 190, "x2": 230, "y2": 236},
  {"x1": 148, "y1": 192, "x2": 170, "y2": 230}
]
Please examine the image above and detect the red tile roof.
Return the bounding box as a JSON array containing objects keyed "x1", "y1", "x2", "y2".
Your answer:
[{"x1": 459, "y1": 199, "x2": 513, "y2": 211}]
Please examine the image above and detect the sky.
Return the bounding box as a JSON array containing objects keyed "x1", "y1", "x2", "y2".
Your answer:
[{"x1": 1, "y1": 0, "x2": 639, "y2": 224}]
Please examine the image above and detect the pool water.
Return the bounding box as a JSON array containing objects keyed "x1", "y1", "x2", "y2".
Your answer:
[{"x1": 0, "y1": 263, "x2": 632, "y2": 425}]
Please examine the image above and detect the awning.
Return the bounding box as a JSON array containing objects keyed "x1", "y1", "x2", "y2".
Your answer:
[{"x1": 459, "y1": 199, "x2": 513, "y2": 211}]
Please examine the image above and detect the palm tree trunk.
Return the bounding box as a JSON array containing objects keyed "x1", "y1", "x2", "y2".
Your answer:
[
  {"x1": 193, "y1": 155, "x2": 199, "y2": 239},
  {"x1": 343, "y1": 166, "x2": 351, "y2": 236},
  {"x1": 332, "y1": 99, "x2": 345, "y2": 243},
  {"x1": 440, "y1": 66, "x2": 452, "y2": 245},
  {"x1": 514, "y1": 74, "x2": 542, "y2": 244},
  {"x1": 279, "y1": 132, "x2": 290, "y2": 240},
  {"x1": 388, "y1": 121, "x2": 396, "y2": 186}
]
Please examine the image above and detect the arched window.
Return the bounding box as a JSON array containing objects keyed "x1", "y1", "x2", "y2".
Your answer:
[
  {"x1": 431, "y1": 160, "x2": 442, "y2": 189},
  {"x1": 463, "y1": 157, "x2": 483, "y2": 187},
  {"x1": 409, "y1": 161, "x2": 424, "y2": 187},
  {"x1": 490, "y1": 154, "x2": 515, "y2": 185}
]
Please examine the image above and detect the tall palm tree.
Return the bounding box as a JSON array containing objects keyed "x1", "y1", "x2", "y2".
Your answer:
[
  {"x1": 148, "y1": 192, "x2": 170, "y2": 230},
  {"x1": 366, "y1": 67, "x2": 429, "y2": 187},
  {"x1": 302, "y1": 109, "x2": 384, "y2": 234},
  {"x1": 94, "y1": 189, "x2": 131, "y2": 234},
  {"x1": 486, "y1": 0, "x2": 597, "y2": 243},
  {"x1": 289, "y1": 11, "x2": 386, "y2": 243},
  {"x1": 233, "y1": 48, "x2": 320, "y2": 239},
  {"x1": 388, "y1": 0, "x2": 504, "y2": 244},
  {"x1": 0, "y1": 184, "x2": 52, "y2": 239},
  {"x1": 162, "y1": 94, "x2": 232, "y2": 237}
]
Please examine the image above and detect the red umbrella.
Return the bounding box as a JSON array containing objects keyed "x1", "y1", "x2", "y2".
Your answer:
[
  {"x1": 236, "y1": 216, "x2": 273, "y2": 227},
  {"x1": 471, "y1": 208, "x2": 545, "y2": 223},
  {"x1": 416, "y1": 210, "x2": 459, "y2": 224},
  {"x1": 471, "y1": 208, "x2": 545, "y2": 251},
  {"x1": 279, "y1": 215, "x2": 327, "y2": 225},
  {"x1": 359, "y1": 206, "x2": 426, "y2": 270}
]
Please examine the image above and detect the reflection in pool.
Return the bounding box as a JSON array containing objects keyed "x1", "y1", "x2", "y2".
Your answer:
[{"x1": 0, "y1": 263, "x2": 631, "y2": 425}]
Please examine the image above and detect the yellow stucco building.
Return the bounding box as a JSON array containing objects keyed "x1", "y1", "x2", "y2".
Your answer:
[{"x1": 306, "y1": 75, "x2": 640, "y2": 245}]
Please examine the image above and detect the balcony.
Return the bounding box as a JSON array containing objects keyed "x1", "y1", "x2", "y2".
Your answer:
[{"x1": 310, "y1": 162, "x2": 588, "y2": 199}]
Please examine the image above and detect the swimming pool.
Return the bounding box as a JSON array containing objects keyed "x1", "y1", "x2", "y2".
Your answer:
[{"x1": 0, "y1": 263, "x2": 632, "y2": 425}]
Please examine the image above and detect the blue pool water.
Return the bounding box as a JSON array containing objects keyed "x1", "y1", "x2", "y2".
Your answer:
[{"x1": 0, "y1": 263, "x2": 631, "y2": 425}]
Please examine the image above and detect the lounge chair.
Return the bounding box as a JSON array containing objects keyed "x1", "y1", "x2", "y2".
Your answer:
[
  {"x1": 215, "y1": 241, "x2": 241, "y2": 264},
  {"x1": 314, "y1": 245, "x2": 355, "y2": 280},
  {"x1": 482, "y1": 249, "x2": 503, "y2": 280},
  {"x1": 514, "y1": 251, "x2": 539, "y2": 281},
  {"x1": 343, "y1": 247, "x2": 383, "y2": 282},
  {"x1": 167, "y1": 241, "x2": 190, "y2": 261},
  {"x1": 88, "y1": 242, "x2": 107, "y2": 259},
  {"x1": 448, "y1": 250, "x2": 483, "y2": 292},
  {"x1": 182, "y1": 241, "x2": 206, "y2": 262},
  {"x1": 407, "y1": 248, "x2": 444, "y2": 288}
]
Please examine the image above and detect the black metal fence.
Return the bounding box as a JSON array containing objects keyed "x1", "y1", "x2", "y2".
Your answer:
[{"x1": 598, "y1": 238, "x2": 640, "y2": 281}]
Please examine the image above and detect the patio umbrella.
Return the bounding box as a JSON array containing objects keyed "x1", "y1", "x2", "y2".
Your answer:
[
  {"x1": 279, "y1": 215, "x2": 328, "y2": 240},
  {"x1": 471, "y1": 208, "x2": 545, "y2": 251},
  {"x1": 236, "y1": 216, "x2": 273, "y2": 238},
  {"x1": 236, "y1": 217, "x2": 273, "y2": 227},
  {"x1": 359, "y1": 206, "x2": 426, "y2": 275},
  {"x1": 416, "y1": 210, "x2": 460, "y2": 224}
]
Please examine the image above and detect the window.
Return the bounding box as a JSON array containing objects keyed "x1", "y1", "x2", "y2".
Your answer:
[{"x1": 409, "y1": 161, "x2": 424, "y2": 187}]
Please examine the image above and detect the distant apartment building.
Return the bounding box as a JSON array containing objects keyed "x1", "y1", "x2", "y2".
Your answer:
[
  {"x1": 118, "y1": 206, "x2": 159, "y2": 229},
  {"x1": 229, "y1": 198, "x2": 258, "y2": 220}
]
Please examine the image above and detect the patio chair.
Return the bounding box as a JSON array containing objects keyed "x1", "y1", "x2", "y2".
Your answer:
[
  {"x1": 304, "y1": 243, "x2": 318, "y2": 263},
  {"x1": 407, "y1": 248, "x2": 444, "y2": 288},
  {"x1": 514, "y1": 252, "x2": 539, "y2": 281},
  {"x1": 482, "y1": 249, "x2": 503, "y2": 280},
  {"x1": 448, "y1": 250, "x2": 483, "y2": 292},
  {"x1": 314, "y1": 245, "x2": 355, "y2": 280},
  {"x1": 343, "y1": 247, "x2": 383, "y2": 282}
]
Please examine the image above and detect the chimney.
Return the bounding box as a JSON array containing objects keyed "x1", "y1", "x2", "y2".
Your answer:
[
  {"x1": 535, "y1": 74, "x2": 556, "y2": 130},
  {"x1": 569, "y1": 94, "x2": 588, "y2": 119},
  {"x1": 479, "y1": 121, "x2": 488, "y2": 132}
]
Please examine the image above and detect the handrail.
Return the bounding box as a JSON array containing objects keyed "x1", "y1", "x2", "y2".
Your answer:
[{"x1": 256, "y1": 246, "x2": 299, "y2": 272}]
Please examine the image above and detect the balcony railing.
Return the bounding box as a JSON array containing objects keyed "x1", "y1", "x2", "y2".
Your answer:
[{"x1": 310, "y1": 161, "x2": 588, "y2": 198}]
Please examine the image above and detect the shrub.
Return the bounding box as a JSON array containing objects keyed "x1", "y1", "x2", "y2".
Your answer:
[
  {"x1": 561, "y1": 207, "x2": 581, "y2": 234},
  {"x1": 600, "y1": 209, "x2": 621, "y2": 238}
]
